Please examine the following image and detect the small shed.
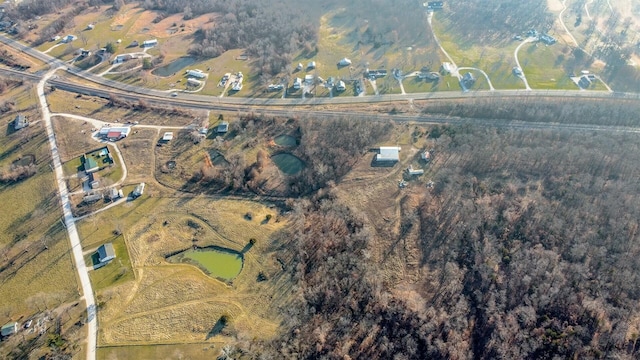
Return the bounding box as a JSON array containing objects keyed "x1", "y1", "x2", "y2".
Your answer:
[
  {"x1": 162, "y1": 132, "x2": 174, "y2": 142},
  {"x1": 336, "y1": 80, "x2": 346, "y2": 91},
  {"x1": 421, "y1": 151, "x2": 431, "y2": 162},
  {"x1": 337, "y1": 58, "x2": 352, "y2": 66},
  {"x1": 132, "y1": 182, "x2": 145, "y2": 198},
  {"x1": 407, "y1": 166, "x2": 424, "y2": 176},
  {"x1": 307, "y1": 61, "x2": 316, "y2": 69},
  {"x1": 108, "y1": 187, "x2": 122, "y2": 200},
  {"x1": 1, "y1": 322, "x2": 18, "y2": 337},
  {"x1": 97, "y1": 243, "x2": 116, "y2": 263},
  {"x1": 217, "y1": 122, "x2": 229, "y2": 134}
]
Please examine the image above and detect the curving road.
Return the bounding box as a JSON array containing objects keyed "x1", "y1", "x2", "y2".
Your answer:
[
  {"x1": 514, "y1": 38, "x2": 536, "y2": 90},
  {"x1": 457, "y1": 67, "x2": 495, "y2": 91},
  {"x1": 38, "y1": 69, "x2": 97, "y2": 360}
]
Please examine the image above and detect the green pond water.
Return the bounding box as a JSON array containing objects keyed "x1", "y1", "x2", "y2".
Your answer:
[
  {"x1": 169, "y1": 247, "x2": 243, "y2": 280},
  {"x1": 152, "y1": 56, "x2": 197, "y2": 77},
  {"x1": 274, "y1": 135, "x2": 297, "y2": 147},
  {"x1": 271, "y1": 153, "x2": 304, "y2": 175}
]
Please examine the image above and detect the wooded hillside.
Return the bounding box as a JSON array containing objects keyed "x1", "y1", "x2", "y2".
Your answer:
[{"x1": 258, "y1": 126, "x2": 640, "y2": 359}]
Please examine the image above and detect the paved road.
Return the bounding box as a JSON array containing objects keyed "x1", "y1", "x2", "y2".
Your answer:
[{"x1": 38, "y1": 69, "x2": 97, "y2": 360}]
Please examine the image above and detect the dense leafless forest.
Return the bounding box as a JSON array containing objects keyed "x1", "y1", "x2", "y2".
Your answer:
[{"x1": 251, "y1": 126, "x2": 640, "y2": 359}]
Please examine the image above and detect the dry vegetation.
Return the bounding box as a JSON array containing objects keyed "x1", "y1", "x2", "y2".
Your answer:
[
  {"x1": 0, "y1": 84, "x2": 82, "y2": 359},
  {"x1": 74, "y1": 195, "x2": 288, "y2": 347},
  {"x1": 46, "y1": 90, "x2": 204, "y2": 127}
]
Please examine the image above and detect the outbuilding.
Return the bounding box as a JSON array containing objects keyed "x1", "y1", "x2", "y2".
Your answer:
[
  {"x1": 1, "y1": 322, "x2": 18, "y2": 337},
  {"x1": 97, "y1": 243, "x2": 116, "y2": 263},
  {"x1": 162, "y1": 132, "x2": 174, "y2": 141},
  {"x1": 375, "y1": 146, "x2": 401, "y2": 163},
  {"x1": 13, "y1": 114, "x2": 29, "y2": 130},
  {"x1": 337, "y1": 58, "x2": 352, "y2": 66}
]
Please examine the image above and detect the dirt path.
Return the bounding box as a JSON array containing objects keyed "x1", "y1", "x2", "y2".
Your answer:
[
  {"x1": 428, "y1": 11, "x2": 460, "y2": 80},
  {"x1": 559, "y1": 0, "x2": 580, "y2": 48},
  {"x1": 514, "y1": 38, "x2": 535, "y2": 90}
]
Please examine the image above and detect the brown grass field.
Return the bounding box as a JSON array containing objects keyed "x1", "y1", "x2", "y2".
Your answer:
[
  {"x1": 74, "y1": 194, "x2": 289, "y2": 348},
  {"x1": 46, "y1": 89, "x2": 204, "y2": 127}
]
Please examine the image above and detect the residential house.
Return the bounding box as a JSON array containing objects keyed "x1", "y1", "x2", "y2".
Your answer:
[
  {"x1": 462, "y1": 72, "x2": 475, "y2": 85},
  {"x1": 80, "y1": 49, "x2": 91, "y2": 57},
  {"x1": 307, "y1": 61, "x2": 316, "y2": 69},
  {"x1": 186, "y1": 69, "x2": 207, "y2": 79},
  {"x1": 107, "y1": 187, "x2": 122, "y2": 200},
  {"x1": 293, "y1": 77, "x2": 302, "y2": 90},
  {"x1": 578, "y1": 75, "x2": 592, "y2": 88},
  {"x1": 426, "y1": 1, "x2": 444, "y2": 10},
  {"x1": 1, "y1": 322, "x2": 18, "y2": 337},
  {"x1": 337, "y1": 58, "x2": 352, "y2": 66},
  {"x1": 232, "y1": 77, "x2": 243, "y2": 91},
  {"x1": 142, "y1": 39, "x2": 158, "y2": 47},
  {"x1": 113, "y1": 54, "x2": 133, "y2": 64},
  {"x1": 217, "y1": 121, "x2": 229, "y2": 134},
  {"x1": 336, "y1": 80, "x2": 346, "y2": 91},
  {"x1": 539, "y1": 34, "x2": 556, "y2": 45},
  {"x1": 82, "y1": 155, "x2": 99, "y2": 173},
  {"x1": 295, "y1": 63, "x2": 303, "y2": 71},
  {"x1": 12, "y1": 114, "x2": 28, "y2": 130},
  {"x1": 97, "y1": 243, "x2": 116, "y2": 263},
  {"x1": 375, "y1": 146, "x2": 401, "y2": 164},
  {"x1": 132, "y1": 182, "x2": 145, "y2": 198},
  {"x1": 62, "y1": 34, "x2": 76, "y2": 43},
  {"x1": 421, "y1": 151, "x2": 431, "y2": 162},
  {"x1": 441, "y1": 62, "x2": 452, "y2": 74}
]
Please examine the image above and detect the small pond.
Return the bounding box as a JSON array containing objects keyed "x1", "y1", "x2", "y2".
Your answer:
[
  {"x1": 274, "y1": 135, "x2": 297, "y2": 147},
  {"x1": 152, "y1": 56, "x2": 197, "y2": 77},
  {"x1": 271, "y1": 153, "x2": 304, "y2": 175},
  {"x1": 168, "y1": 246, "x2": 243, "y2": 281}
]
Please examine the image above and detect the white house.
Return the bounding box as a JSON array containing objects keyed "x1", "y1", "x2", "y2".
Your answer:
[
  {"x1": 337, "y1": 58, "x2": 352, "y2": 66},
  {"x1": 293, "y1": 77, "x2": 302, "y2": 89},
  {"x1": 97, "y1": 243, "x2": 116, "y2": 263},
  {"x1": 142, "y1": 39, "x2": 158, "y2": 47},
  {"x1": 186, "y1": 69, "x2": 207, "y2": 79}
]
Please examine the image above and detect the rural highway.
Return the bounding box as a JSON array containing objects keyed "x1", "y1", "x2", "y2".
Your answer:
[{"x1": 37, "y1": 69, "x2": 97, "y2": 360}]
